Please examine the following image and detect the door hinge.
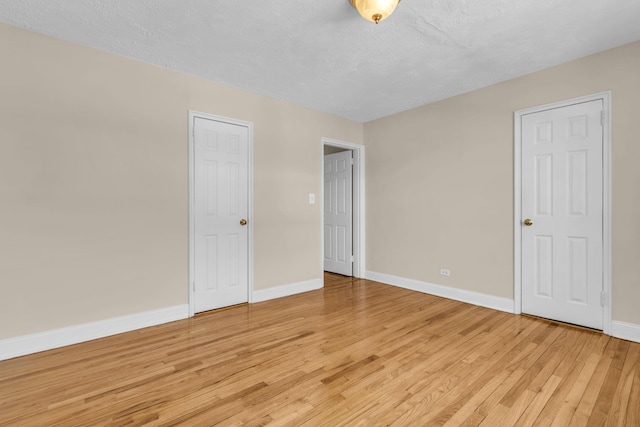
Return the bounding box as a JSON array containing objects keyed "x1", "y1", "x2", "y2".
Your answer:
[
  {"x1": 350, "y1": 158, "x2": 354, "y2": 165},
  {"x1": 600, "y1": 291, "x2": 606, "y2": 307},
  {"x1": 351, "y1": 255, "x2": 354, "y2": 263}
]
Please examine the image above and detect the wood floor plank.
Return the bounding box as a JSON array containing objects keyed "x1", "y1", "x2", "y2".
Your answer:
[
  {"x1": 624, "y1": 352, "x2": 640, "y2": 427},
  {"x1": 432, "y1": 323, "x2": 562, "y2": 426},
  {"x1": 522, "y1": 328, "x2": 600, "y2": 426},
  {"x1": 549, "y1": 352, "x2": 601, "y2": 426},
  {"x1": 391, "y1": 322, "x2": 551, "y2": 425},
  {"x1": 1, "y1": 273, "x2": 639, "y2": 425},
  {"x1": 514, "y1": 374, "x2": 563, "y2": 427},
  {"x1": 605, "y1": 342, "x2": 640, "y2": 426},
  {"x1": 587, "y1": 339, "x2": 631, "y2": 426},
  {"x1": 568, "y1": 337, "x2": 619, "y2": 426}
]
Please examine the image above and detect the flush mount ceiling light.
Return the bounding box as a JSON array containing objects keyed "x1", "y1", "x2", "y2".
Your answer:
[{"x1": 349, "y1": 0, "x2": 401, "y2": 24}]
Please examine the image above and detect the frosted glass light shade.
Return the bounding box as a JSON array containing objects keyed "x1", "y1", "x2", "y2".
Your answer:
[{"x1": 350, "y1": 0, "x2": 400, "y2": 24}]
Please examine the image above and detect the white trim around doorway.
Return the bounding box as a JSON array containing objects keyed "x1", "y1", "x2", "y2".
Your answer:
[
  {"x1": 513, "y1": 91, "x2": 612, "y2": 334},
  {"x1": 188, "y1": 110, "x2": 254, "y2": 316},
  {"x1": 321, "y1": 138, "x2": 366, "y2": 279}
]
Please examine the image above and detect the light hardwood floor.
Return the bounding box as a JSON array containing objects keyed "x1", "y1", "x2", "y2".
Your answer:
[{"x1": 1, "y1": 273, "x2": 639, "y2": 426}]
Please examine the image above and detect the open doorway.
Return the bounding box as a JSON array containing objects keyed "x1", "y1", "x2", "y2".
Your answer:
[
  {"x1": 321, "y1": 138, "x2": 365, "y2": 283},
  {"x1": 324, "y1": 146, "x2": 353, "y2": 276}
]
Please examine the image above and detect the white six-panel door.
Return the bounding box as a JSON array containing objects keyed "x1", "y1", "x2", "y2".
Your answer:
[
  {"x1": 324, "y1": 151, "x2": 353, "y2": 276},
  {"x1": 193, "y1": 117, "x2": 249, "y2": 312},
  {"x1": 521, "y1": 99, "x2": 604, "y2": 329}
]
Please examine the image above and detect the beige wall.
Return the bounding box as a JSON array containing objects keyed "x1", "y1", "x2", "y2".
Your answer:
[
  {"x1": 2, "y1": 21, "x2": 638, "y2": 342},
  {"x1": 364, "y1": 41, "x2": 640, "y2": 325},
  {"x1": 0, "y1": 23, "x2": 362, "y2": 339}
]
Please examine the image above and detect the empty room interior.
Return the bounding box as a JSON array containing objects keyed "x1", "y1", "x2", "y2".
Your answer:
[{"x1": 1, "y1": 1, "x2": 640, "y2": 425}]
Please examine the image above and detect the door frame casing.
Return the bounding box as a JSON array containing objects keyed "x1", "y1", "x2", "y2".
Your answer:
[
  {"x1": 513, "y1": 92, "x2": 612, "y2": 334},
  {"x1": 188, "y1": 110, "x2": 254, "y2": 317},
  {"x1": 321, "y1": 137, "x2": 365, "y2": 278}
]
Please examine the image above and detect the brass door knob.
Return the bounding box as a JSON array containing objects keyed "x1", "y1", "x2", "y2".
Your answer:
[
  {"x1": 523, "y1": 219, "x2": 533, "y2": 226},
  {"x1": 240, "y1": 219, "x2": 247, "y2": 226}
]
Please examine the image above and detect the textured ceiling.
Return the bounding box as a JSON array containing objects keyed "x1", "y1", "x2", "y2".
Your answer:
[{"x1": 1, "y1": 0, "x2": 639, "y2": 122}]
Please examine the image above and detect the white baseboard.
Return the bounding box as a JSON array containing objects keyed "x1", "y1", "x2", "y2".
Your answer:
[
  {"x1": 1, "y1": 277, "x2": 325, "y2": 362},
  {"x1": 365, "y1": 271, "x2": 514, "y2": 314},
  {"x1": 251, "y1": 278, "x2": 323, "y2": 303},
  {"x1": 0, "y1": 304, "x2": 189, "y2": 362},
  {"x1": 5, "y1": 280, "x2": 635, "y2": 363},
  {"x1": 612, "y1": 321, "x2": 640, "y2": 343}
]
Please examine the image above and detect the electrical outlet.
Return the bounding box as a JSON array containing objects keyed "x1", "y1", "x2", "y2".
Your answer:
[{"x1": 440, "y1": 268, "x2": 450, "y2": 276}]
